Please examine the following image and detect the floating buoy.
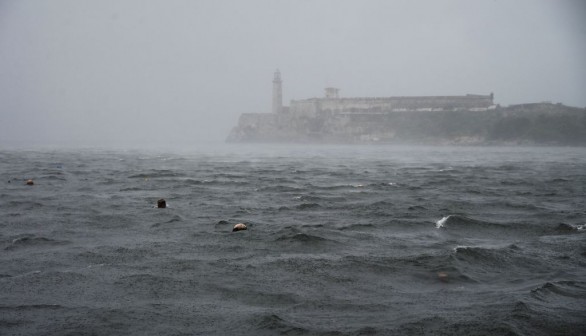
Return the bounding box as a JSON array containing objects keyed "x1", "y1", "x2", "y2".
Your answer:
[
  {"x1": 437, "y1": 272, "x2": 449, "y2": 282},
  {"x1": 157, "y1": 199, "x2": 166, "y2": 208},
  {"x1": 26, "y1": 179, "x2": 34, "y2": 186},
  {"x1": 232, "y1": 223, "x2": 247, "y2": 232}
]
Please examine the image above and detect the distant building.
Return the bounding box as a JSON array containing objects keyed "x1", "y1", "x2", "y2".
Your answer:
[
  {"x1": 228, "y1": 71, "x2": 502, "y2": 143},
  {"x1": 324, "y1": 87, "x2": 340, "y2": 98},
  {"x1": 270, "y1": 70, "x2": 495, "y2": 116},
  {"x1": 272, "y1": 69, "x2": 283, "y2": 114}
]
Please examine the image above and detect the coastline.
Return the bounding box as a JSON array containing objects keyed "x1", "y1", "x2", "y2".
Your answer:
[{"x1": 228, "y1": 103, "x2": 586, "y2": 146}]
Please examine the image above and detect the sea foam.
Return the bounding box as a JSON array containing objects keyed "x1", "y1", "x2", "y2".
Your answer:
[{"x1": 436, "y1": 215, "x2": 450, "y2": 229}]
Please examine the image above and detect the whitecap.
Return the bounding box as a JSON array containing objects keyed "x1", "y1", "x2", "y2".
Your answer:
[
  {"x1": 436, "y1": 215, "x2": 450, "y2": 229},
  {"x1": 453, "y1": 245, "x2": 467, "y2": 252}
]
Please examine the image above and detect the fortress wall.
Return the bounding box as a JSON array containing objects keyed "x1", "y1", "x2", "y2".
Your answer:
[
  {"x1": 227, "y1": 113, "x2": 278, "y2": 142},
  {"x1": 239, "y1": 113, "x2": 277, "y2": 127},
  {"x1": 300, "y1": 95, "x2": 493, "y2": 113},
  {"x1": 289, "y1": 99, "x2": 320, "y2": 117}
]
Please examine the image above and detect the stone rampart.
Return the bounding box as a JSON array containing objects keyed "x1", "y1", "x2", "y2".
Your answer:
[{"x1": 291, "y1": 94, "x2": 494, "y2": 114}]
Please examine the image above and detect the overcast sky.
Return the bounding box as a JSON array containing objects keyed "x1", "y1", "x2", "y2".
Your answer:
[{"x1": 1, "y1": 0, "x2": 585, "y2": 148}]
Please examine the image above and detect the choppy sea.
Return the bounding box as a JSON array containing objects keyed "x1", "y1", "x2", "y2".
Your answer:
[{"x1": 1, "y1": 145, "x2": 585, "y2": 335}]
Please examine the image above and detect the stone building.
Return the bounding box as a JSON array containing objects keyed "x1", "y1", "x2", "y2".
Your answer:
[
  {"x1": 271, "y1": 69, "x2": 495, "y2": 117},
  {"x1": 227, "y1": 70, "x2": 498, "y2": 143}
]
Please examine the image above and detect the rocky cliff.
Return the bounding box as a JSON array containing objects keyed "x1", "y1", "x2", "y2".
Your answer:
[{"x1": 227, "y1": 103, "x2": 586, "y2": 146}]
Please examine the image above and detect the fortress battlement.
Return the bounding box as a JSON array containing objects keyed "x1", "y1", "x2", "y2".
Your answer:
[
  {"x1": 269, "y1": 71, "x2": 495, "y2": 115},
  {"x1": 289, "y1": 93, "x2": 495, "y2": 115},
  {"x1": 227, "y1": 71, "x2": 585, "y2": 145}
]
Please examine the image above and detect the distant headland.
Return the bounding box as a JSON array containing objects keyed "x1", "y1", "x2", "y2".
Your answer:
[{"x1": 227, "y1": 70, "x2": 586, "y2": 146}]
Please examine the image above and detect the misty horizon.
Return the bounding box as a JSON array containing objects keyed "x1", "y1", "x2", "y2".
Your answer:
[{"x1": 1, "y1": 0, "x2": 585, "y2": 148}]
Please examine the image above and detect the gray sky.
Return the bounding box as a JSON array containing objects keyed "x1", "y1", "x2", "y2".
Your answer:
[{"x1": 1, "y1": 0, "x2": 585, "y2": 148}]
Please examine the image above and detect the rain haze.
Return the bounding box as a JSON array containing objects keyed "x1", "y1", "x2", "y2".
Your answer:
[
  {"x1": 1, "y1": 0, "x2": 585, "y2": 149},
  {"x1": 2, "y1": 2, "x2": 586, "y2": 334}
]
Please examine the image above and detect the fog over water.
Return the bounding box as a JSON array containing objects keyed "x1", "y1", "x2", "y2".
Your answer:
[
  {"x1": 2, "y1": 3, "x2": 586, "y2": 334},
  {"x1": 1, "y1": 0, "x2": 585, "y2": 148}
]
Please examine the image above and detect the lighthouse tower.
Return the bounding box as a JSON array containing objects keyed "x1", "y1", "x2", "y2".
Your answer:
[{"x1": 272, "y1": 69, "x2": 283, "y2": 114}]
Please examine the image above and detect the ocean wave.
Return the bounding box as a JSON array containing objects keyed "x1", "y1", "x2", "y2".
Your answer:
[
  {"x1": 422, "y1": 177, "x2": 461, "y2": 186},
  {"x1": 257, "y1": 185, "x2": 303, "y2": 193},
  {"x1": 275, "y1": 232, "x2": 328, "y2": 244},
  {"x1": 40, "y1": 174, "x2": 67, "y2": 181},
  {"x1": 0, "y1": 304, "x2": 63, "y2": 311},
  {"x1": 496, "y1": 164, "x2": 522, "y2": 172},
  {"x1": 2, "y1": 148, "x2": 585, "y2": 334},
  {"x1": 434, "y1": 214, "x2": 514, "y2": 232},
  {"x1": 212, "y1": 285, "x2": 300, "y2": 308},
  {"x1": 395, "y1": 316, "x2": 520, "y2": 336},
  {"x1": 366, "y1": 182, "x2": 401, "y2": 189},
  {"x1": 452, "y1": 244, "x2": 520, "y2": 263},
  {"x1": 151, "y1": 214, "x2": 184, "y2": 227},
  {"x1": 114, "y1": 273, "x2": 189, "y2": 297},
  {"x1": 549, "y1": 178, "x2": 570, "y2": 183},
  {"x1": 3, "y1": 270, "x2": 88, "y2": 287},
  {"x1": 5, "y1": 200, "x2": 44, "y2": 210},
  {"x1": 127, "y1": 170, "x2": 184, "y2": 179},
  {"x1": 5, "y1": 235, "x2": 68, "y2": 250},
  {"x1": 338, "y1": 223, "x2": 376, "y2": 231},
  {"x1": 295, "y1": 203, "x2": 321, "y2": 210},
  {"x1": 293, "y1": 195, "x2": 322, "y2": 202},
  {"x1": 554, "y1": 223, "x2": 586, "y2": 233},
  {"x1": 212, "y1": 173, "x2": 249, "y2": 179},
  {"x1": 119, "y1": 187, "x2": 145, "y2": 191},
  {"x1": 436, "y1": 214, "x2": 499, "y2": 228},
  {"x1": 499, "y1": 179, "x2": 534, "y2": 186},
  {"x1": 449, "y1": 244, "x2": 550, "y2": 284},
  {"x1": 253, "y1": 314, "x2": 308, "y2": 334},
  {"x1": 182, "y1": 178, "x2": 204, "y2": 185},
  {"x1": 343, "y1": 254, "x2": 477, "y2": 286},
  {"x1": 364, "y1": 200, "x2": 394, "y2": 210},
  {"x1": 530, "y1": 281, "x2": 586, "y2": 301},
  {"x1": 313, "y1": 184, "x2": 365, "y2": 191},
  {"x1": 76, "y1": 246, "x2": 158, "y2": 264},
  {"x1": 349, "y1": 200, "x2": 397, "y2": 218}
]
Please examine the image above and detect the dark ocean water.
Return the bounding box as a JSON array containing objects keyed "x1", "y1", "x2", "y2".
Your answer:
[{"x1": 1, "y1": 145, "x2": 585, "y2": 335}]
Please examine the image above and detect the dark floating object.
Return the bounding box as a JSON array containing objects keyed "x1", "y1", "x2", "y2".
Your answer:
[
  {"x1": 157, "y1": 199, "x2": 167, "y2": 208},
  {"x1": 232, "y1": 223, "x2": 247, "y2": 232},
  {"x1": 26, "y1": 179, "x2": 34, "y2": 186},
  {"x1": 437, "y1": 272, "x2": 449, "y2": 282}
]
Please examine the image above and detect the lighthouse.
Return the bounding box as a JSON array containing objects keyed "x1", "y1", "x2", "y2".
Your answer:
[{"x1": 272, "y1": 69, "x2": 283, "y2": 114}]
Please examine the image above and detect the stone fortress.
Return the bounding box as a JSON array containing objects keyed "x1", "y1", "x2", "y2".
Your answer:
[
  {"x1": 227, "y1": 70, "x2": 585, "y2": 145},
  {"x1": 277, "y1": 69, "x2": 494, "y2": 115}
]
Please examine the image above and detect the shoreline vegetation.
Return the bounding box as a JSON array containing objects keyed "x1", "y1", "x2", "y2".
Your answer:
[{"x1": 227, "y1": 102, "x2": 586, "y2": 146}]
